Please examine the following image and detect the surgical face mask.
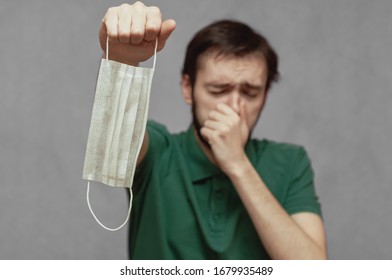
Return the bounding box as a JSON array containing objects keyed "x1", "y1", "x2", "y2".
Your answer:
[{"x1": 82, "y1": 38, "x2": 157, "y2": 231}]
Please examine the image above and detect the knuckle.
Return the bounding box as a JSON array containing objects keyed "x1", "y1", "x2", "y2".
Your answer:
[
  {"x1": 105, "y1": 7, "x2": 117, "y2": 20},
  {"x1": 149, "y1": 6, "x2": 162, "y2": 16},
  {"x1": 119, "y1": 4, "x2": 133, "y2": 15},
  {"x1": 133, "y1": 1, "x2": 144, "y2": 6},
  {"x1": 133, "y1": 1, "x2": 146, "y2": 10},
  {"x1": 119, "y1": 3, "x2": 130, "y2": 9},
  {"x1": 107, "y1": 7, "x2": 117, "y2": 14},
  {"x1": 222, "y1": 126, "x2": 230, "y2": 134}
]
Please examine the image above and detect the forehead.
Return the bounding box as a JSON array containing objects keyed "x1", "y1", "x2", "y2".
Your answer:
[{"x1": 196, "y1": 52, "x2": 268, "y2": 85}]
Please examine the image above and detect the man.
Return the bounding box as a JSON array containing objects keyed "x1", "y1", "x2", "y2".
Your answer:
[{"x1": 99, "y1": 2, "x2": 327, "y2": 259}]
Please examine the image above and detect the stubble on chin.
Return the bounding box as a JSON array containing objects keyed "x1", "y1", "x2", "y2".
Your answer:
[{"x1": 191, "y1": 102, "x2": 211, "y2": 149}]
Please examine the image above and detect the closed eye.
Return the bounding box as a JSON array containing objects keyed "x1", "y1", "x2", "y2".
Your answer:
[
  {"x1": 242, "y1": 90, "x2": 259, "y2": 98},
  {"x1": 241, "y1": 84, "x2": 265, "y2": 98},
  {"x1": 205, "y1": 83, "x2": 233, "y2": 95},
  {"x1": 209, "y1": 89, "x2": 229, "y2": 95}
]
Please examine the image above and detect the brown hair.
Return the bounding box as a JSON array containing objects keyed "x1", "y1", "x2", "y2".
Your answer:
[{"x1": 182, "y1": 20, "x2": 280, "y2": 92}]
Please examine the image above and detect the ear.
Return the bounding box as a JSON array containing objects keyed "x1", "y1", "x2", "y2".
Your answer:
[{"x1": 181, "y1": 74, "x2": 193, "y2": 105}]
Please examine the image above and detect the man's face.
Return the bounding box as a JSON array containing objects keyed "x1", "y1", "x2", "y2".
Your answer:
[{"x1": 182, "y1": 53, "x2": 268, "y2": 146}]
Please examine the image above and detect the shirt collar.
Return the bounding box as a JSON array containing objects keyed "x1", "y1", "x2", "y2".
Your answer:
[{"x1": 183, "y1": 125, "x2": 221, "y2": 183}]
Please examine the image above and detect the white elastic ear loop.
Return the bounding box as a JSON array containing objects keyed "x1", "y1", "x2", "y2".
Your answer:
[
  {"x1": 88, "y1": 37, "x2": 133, "y2": 231},
  {"x1": 106, "y1": 36, "x2": 109, "y2": 60},
  {"x1": 152, "y1": 38, "x2": 158, "y2": 70},
  {"x1": 87, "y1": 181, "x2": 133, "y2": 231}
]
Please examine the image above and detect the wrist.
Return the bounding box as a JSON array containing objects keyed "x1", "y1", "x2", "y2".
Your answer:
[{"x1": 223, "y1": 154, "x2": 252, "y2": 180}]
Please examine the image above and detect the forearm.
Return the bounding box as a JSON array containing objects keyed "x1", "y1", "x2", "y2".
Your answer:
[{"x1": 227, "y1": 158, "x2": 327, "y2": 260}]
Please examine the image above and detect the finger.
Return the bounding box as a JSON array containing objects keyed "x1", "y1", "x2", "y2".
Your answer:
[
  {"x1": 130, "y1": 5, "x2": 147, "y2": 44},
  {"x1": 99, "y1": 21, "x2": 108, "y2": 52},
  {"x1": 203, "y1": 119, "x2": 225, "y2": 131},
  {"x1": 99, "y1": 19, "x2": 107, "y2": 37},
  {"x1": 117, "y1": 5, "x2": 132, "y2": 43},
  {"x1": 157, "y1": 19, "x2": 176, "y2": 51},
  {"x1": 144, "y1": 6, "x2": 162, "y2": 42},
  {"x1": 208, "y1": 110, "x2": 228, "y2": 122},
  {"x1": 103, "y1": 7, "x2": 120, "y2": 42},
  {"x1": 216, "y1": 103, "x2": 238, "y2": 118},
  {"x1": 200, "y1": 127, "x2": 215, "y2": 144}
]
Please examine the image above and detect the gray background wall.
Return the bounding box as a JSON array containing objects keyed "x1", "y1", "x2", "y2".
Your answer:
[{"x1": 0, "y1": 0, "x2": 391, "y2": 259}]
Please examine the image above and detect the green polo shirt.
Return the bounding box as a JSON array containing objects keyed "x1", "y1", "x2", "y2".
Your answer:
[{"x1": 129, "y1": 121, "x2": 321, "y2": 260}]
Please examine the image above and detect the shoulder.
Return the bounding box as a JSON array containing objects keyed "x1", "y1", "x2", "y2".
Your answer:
[
  {"x1": 146, "y1": 120, "x2": 170, "y2": 137},
  {"x1": 135, "y1": 121, "x2": 178, "y2": 183},
  {"x1": 264, "y1": 139, "x2": 306, "y2": 153},
  {"x1": 248, "y1": 138, "x2": 314, "y2": 190},
  {"x1": 146, "y1": 120, "x2": 187, "y2": 146},
  {"x1": 249, "y1": 138, "x2": 309, "y2": 165},
  {"x1": 250, "y1": 139, "x2": 320, "y2": 215},
  {"x1": 146, "y1": 120, "x2": 173, "y2": 147},
  {"x1": 144, "y1": 120, "x2": 188, "y2": 163}
]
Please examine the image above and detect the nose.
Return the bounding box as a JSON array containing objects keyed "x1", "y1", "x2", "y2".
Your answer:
[{"x1": 227, "y1": 91, "x2": 241, "y2": 114}]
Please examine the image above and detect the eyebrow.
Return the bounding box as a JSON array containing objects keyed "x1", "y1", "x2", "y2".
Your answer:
[
  {"x1": 241, "y1": 82, "x2": 264, "y2": 91},
  {"x1": 205, "y1": 82, "x2": 264, "y2": 91},
  {"x1": 205, "y1": 82, "x2": 232, "y2": 88}
]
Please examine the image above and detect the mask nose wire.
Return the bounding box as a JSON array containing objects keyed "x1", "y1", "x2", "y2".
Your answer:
[{"x1": 86, "y1": 37, "x2": 158, "y2": 231}]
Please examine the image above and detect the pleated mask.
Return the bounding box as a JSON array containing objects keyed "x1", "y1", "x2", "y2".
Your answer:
[{"x1": 82, "y1": 38, "x2": 157, "y2": 231}]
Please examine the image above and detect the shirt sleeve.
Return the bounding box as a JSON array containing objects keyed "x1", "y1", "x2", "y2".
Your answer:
[
  {"x1": 133, "y1": 120, "x2": 170, "y2": 194},
  {"x1": 283, "y1": 147, "x2": 322, "y2": 216}
]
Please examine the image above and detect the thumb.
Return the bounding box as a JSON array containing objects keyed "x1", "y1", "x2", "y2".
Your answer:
[{"x1": 157, "y1": 19, "x2": 176, "y2": 51}]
